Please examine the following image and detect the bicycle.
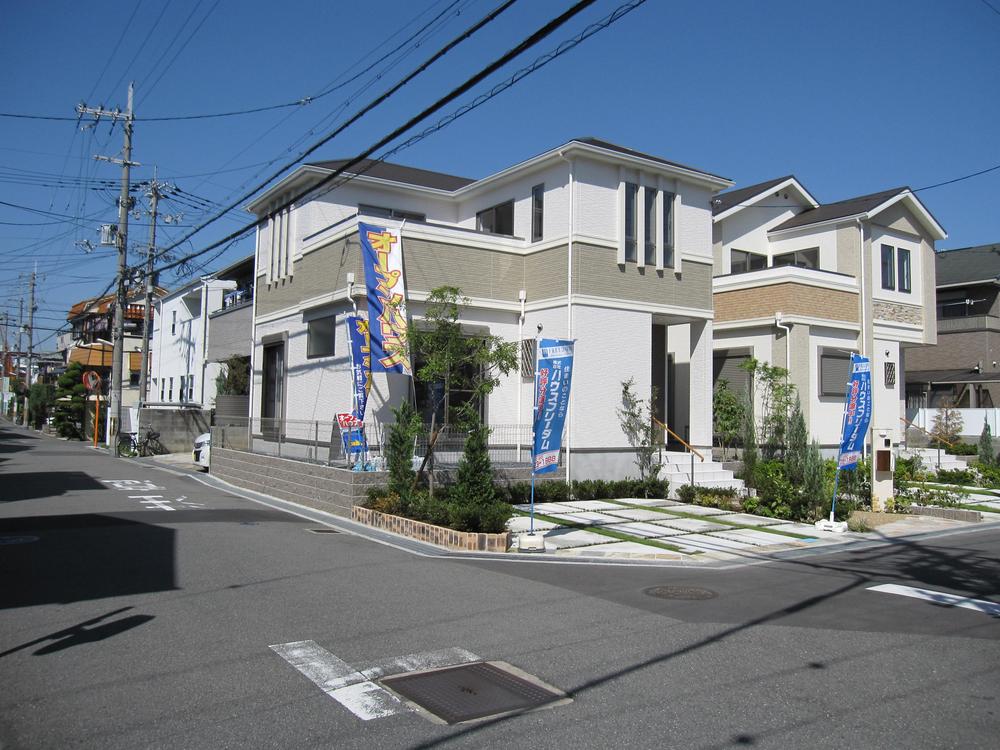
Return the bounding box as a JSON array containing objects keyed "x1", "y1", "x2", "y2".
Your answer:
[{"x1": 117, "y1": 425, "x2": 161, "y2": 457}]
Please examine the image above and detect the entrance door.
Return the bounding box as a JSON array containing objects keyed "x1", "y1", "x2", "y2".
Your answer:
[{"x1": 262, "y1": 343, "x2": 284, "y2": 439}]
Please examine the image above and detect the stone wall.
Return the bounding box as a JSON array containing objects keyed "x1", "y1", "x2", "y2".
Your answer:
[
  {"x1": 139, "y1": 408, "x2": 212, "y2": 453},
  {"x1": 352, "y1": 506, "x2": 512, "y2": 552}
]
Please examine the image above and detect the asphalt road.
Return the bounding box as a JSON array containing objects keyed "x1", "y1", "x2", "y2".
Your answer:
[{"x1": 2, "y1": 421, "x2": 998, "y2": 749}]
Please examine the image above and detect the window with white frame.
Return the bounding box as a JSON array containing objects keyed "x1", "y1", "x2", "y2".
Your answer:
[
  {"x1": 168, "y1": 377, "x2": 174, "y2": 402},
  {"x1": 897, "y1": 247, "x2": 911, "y2": 293},
  {"x1": 773, "y1": 247, "x2": 819, "y2": 270},
  {"x1": 159, "y1": 379, "x2": 164, "y2": 401},
  {"x1": 730, "y1": 249, "x2": 766, "y2": 274},
  {"x1": 268, "y1": 204, "x2": 294, "y2": 282},
  {"x1": 531, "y1": 184, "x2": 544, "y2": 242},
  {"x1": 881, "y1": 244, "x2": 895, "y2": 290},
  {"x1": 643, "y1": 187, "x2": 657, "y2": 266},
  {"x1": 188, "y1": 374, "x2": 195, "y2": 401},
  {"x1": 307, "y1": 315, "x2": 336, "y2": 358},
  {"x1": 623, "y1": 182, "x2": 638, "y2": 263},
  {"x1": 358, "y1": 204, "x2": 426, "y2": 222},
  {"x1": 662, "y1": 190, "x2": 675, "y2": 268},
  {"x1": 880, "y1": 243, "x2": 912, "y2": 293},
  {"x1": 171, "y1": 309, "x2": 177, "y2": 336}
]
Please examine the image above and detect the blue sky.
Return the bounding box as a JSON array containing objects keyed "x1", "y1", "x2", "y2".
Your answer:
[{"x1": 2, "y1": 0, "x2": 998, "y2": 350}]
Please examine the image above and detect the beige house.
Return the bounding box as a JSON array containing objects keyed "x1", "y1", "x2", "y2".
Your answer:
[{"x1": 711, "y1": 176, "x2": 946, "y2": 450}]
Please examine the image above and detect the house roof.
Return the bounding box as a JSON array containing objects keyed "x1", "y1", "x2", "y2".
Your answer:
[
  {"x1": 570, "y1": 137, "x2": 730, "y2": 183},
  {"x1": 67, "y1": 287, "x2": 167, "y2": 320},
  {"x1": 711, "y1": 176, "x2": 796, "y2": 216},
  {"x1": 306, "y1": 158, "x2": 475, "y2": 192},
  {"x1": 935, "y1": 244, "x2": 1000, "y2": 287},
  {"x1": 771, "y1": 187, "x2": 908, "y2": 231}
]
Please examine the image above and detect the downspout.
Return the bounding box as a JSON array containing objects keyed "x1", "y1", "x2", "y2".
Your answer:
[
  {"x1": 517, "y1": 289, "x2": 526, "y2": 463},
  {"x1": 775, "y1": 312, "x2": 791, "y2": 426},
  {"x1": 200, "y1": 281, "x2": 210, "y2": 408},
  {"x1": 857, "y1": 218, "x2": 867, "y2": 357},
  {"x1": 559, "y1": 150, "x2": 574, "y2": 491}
]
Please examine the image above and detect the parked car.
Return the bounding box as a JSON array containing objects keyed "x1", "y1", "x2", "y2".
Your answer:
[{"x1": 193, "y1": 432, "x2": 211, "y2": 469}]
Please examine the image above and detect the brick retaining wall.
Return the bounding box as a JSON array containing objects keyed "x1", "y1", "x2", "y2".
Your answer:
[{"x1": 352, "y1": 506, "x2": 511, "y2": 552}]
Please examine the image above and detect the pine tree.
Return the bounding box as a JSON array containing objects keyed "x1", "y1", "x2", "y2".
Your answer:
[
  {"x1": 978, "y1": 420, "x2": 996, "y2": 468},
  {"x1": 53, "y1": 361, "x2": 86, "y2": 439},
  {"x1": 453, "y1": 416, "x2": 496, "y2": 506},
  {"x1": 386, "y1": 401, "x2": 419, "y2": 500},
  {"x1": 785, "y1": 397, "x2": 808, "y2": 485},
  {"x1": 802, "y1": 439, "x2": 827, "y2": 519}
]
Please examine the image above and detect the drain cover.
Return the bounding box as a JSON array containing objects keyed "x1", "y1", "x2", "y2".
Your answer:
[
  {"x1": 381, "y1": 661, "x2": 567, "y2": 724},
  {"x1": 306, "y1": 528, "x2": 340, "y2": 534},
  {"x1": 643, "y1": 585, "x2": 717, "y2": 600}
]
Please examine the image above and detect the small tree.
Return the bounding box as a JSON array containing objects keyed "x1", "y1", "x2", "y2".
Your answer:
[
  {"x1": 713, "y1": 379, "x2": 744, "y2": 461},
  {"x1": 784, "y1": 397, "x2": 808, "y2": 486},
  {"x1": 385, "y1": 401, "x2": 421, "y2": 501},
  {"x1": 800, "y1": 439, "x2": 827, "y2": 520},
  {"x1": 452, "y1": 416, "x2": 497, "y2": 507},
  {"x1": 931, "y1": 401, "x2": 963, "y2": 447},
  {"x1": 616, "y1": 378, "x2": 663, "y2": 493},
  {"x1": 53, "y1": 362, "x2": 86, "y2": 439},
  {"x1": 28, "y1": 382, "x2": 55, "y2": 429},
  {"x1": 739, "y1": 388, "x2": 759, "y2": 482},
  {"x1": 978, "y1": 420, "x2": 996, "y2": 467},
  {"x1": 738, "y1": 358, "x2": 795, "y2": 460},
  {"x1": 215, "y1": 354, "x2": 250, "y2": 396}
]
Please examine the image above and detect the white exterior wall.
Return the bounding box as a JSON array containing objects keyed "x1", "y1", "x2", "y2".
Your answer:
[
  {"x1": 454, "y1": 162, "x2": 569, "y2": 242},
  {"x1": 718, "y1": 195, "x2": 803, "y2": 264},
  {"x1": 153, "y1": 290, "x2": 203, "y2": 406},
  {"x1": 769, "y1": 226, "x2": 839, "y2": 274},
  {"x1": 871, "y1": 337, "x2": 903, "y2": 444},
  {"x1": 869, "y1": 225, "x2": 923, "y2": 305},
  {"x1": 678, "y1": 184, "x2": 714, "y2": 264},
  {"x1": 808, "y1": 327, "x2": 860, "y2": 445}
]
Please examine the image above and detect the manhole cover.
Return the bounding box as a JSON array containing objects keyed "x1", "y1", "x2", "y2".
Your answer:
[
  {"x1": 306, "y1": 528, "x2": 340, "y2": 534},
  {"x1": 643, "y1": 585, "x2": 717, "y2": 600},
  {"x1": 381, "y1": 661, "x2": 567, "y2": 724}
]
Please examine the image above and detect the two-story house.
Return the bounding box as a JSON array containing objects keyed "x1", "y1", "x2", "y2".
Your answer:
[
  {"x1": 246, "y1": 138, "x2": 733, "y2": 480},
  {"x1": 711, "y1": 176, "x2": 946, "y2": 451},
  {"x1": 906, "y1": 243, "x2": 1000, "y2": 411},
  {"x1": 150, "y1": 255, "x2": 254, "y2": 410}
]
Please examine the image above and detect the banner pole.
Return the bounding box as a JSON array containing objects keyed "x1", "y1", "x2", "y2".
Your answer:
[{"x1": 530, "y1": 472, "x2": 536, "y2": 534}]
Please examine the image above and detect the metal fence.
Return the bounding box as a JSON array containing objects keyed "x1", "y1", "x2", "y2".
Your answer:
[{"x1": 211, "y1": 416, "x2": 534, "y2": 469}]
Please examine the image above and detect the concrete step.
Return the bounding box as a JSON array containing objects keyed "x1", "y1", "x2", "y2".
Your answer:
[{"x1": 899, "y1": 448, "x2": 971, "y2": 471}]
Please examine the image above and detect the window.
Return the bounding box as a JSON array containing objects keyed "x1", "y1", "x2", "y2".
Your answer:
[
  {"x1": 476, "y1": 200, "x2": 514, "y2": 236},
  {"x1": 129, "y1": 371, "x2": 140, "y2": 386},
  {"x1": 897, "y1": 247, "x2": 911, "y2": 293},
  {"x1": 171, "y1": 310, "x2": 177, "y2": 336},
  {"x1": 531, "y1": 184, "x2": 544, "y2": 242},
  {"x1": 358, "y1": 204, "x2": 426, "y2": 222},
  {"x1": 414, "y1": 344, "x2": 485, "y2": 424},
  {"x1": 520, "y1": 338, "x2": 536, "y2": 379},
  {"x1": 168, "y1": 377, "x2": 174, "y2": 402},
  {"x1": 881, "y1": 244, "x2": 895, "y2": 290},
  {"x1": 623, "y1": 183, "x2": 638, "y2": 262},
  {"x1": 188, "y1": 374, "x2": 195, "y2": 401},
  {"x1": 773, "y1": 248, "x2": 819, "y2": 270},
  {"x1": 662, "y1": 191, "x2": 675, "y2": 268},
  {"x1": 730, "y1": 249, "x2": 766, "y2": 274},
  {"x1": 712, "y1": 349, "x2": 751, "y2": 396},
  {"x1": 159, "y1": 379, "x2": 164, "y2": 401},
  {"x1": 644, "y1": 187, "x2": 657, "y2": 266},
  {"x1": 820, "y1": 350, "x2": 851, "y2": 396},
  {"x1": 269, "y1": 205, "x2": 293, "y2": 282},
  {"x1": 307, "y1": 315, "x2": 336, "y2": 358}
]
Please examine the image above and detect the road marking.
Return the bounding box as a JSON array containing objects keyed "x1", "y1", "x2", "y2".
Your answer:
[
  {"x1": 269, "y1": 641, "x2": 481, "y2": 721},
  {"x1": 102, "y1": 479, "x2": 164, "y2": 491},
  {"x1": 868, "y1": 584, "x2": 1000, "y2": 617}
]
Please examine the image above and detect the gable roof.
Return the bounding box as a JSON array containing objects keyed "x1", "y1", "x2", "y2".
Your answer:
[
  {"x1": 711, "y1": 175, "x2": 818, "y2": 220},
  {"x1": 306, "y1": 158, "x2": 475, "y2": 192},
  {"x1": 570, "y1": 137, "x2": 730, "y2": 183},
  {"x1": 769, "y1": 186, "x2": 946, "y2": 240},
  {"x1": 935, "y1": 243, "x2": 1000, "y2": 287}
]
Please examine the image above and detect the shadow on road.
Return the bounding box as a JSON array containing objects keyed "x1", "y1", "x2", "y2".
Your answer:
[
  {"x1": 0, "y1": 606, "x2": 155, "y2": 657},
  {"x1": 0, "y1": 513, "x2": 177, "y2": 609},
  {"x1": 0, "y1": 471, "x2": 106, "y2": 503}
]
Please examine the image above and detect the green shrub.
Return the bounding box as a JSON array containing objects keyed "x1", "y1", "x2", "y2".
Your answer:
[
  {"x1": 947, "y1": 442, "x2": 978, "y2": 456},
  {"x1": 977, "y1": 464, "x2": 1000, "y2": 489},
  {"x1": 935, "y1": 468, "x2": 975, "y2": 485},
  {"x1": 676, "y1": 484, "x2": 697, "y2": 504},
  {"x1": 894, "y1": 455, "x2": 926, "y2": 483},
  {"x1": 847, "y1": 515, "x2": 871, "y2": 533}
]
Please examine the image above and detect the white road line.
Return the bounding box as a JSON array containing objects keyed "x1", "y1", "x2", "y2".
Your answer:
[
  {"x1": 358, "y1": 646, "x2": 480, "y2": 681},
  {"x1": 269, "y1": 640, "x2": 408, "y2": 720},
  {"x1": 868, "y1": 584, "x2": 1000, "y2": 617}
]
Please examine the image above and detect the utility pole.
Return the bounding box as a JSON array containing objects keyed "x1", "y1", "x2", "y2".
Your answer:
[
  {"x1": 16, "y1": 297, "x2": 23, "y2": 423},
  {"x1": 79, "y1": 82, "x2": 136, "y2": 453},
  {"x1": 139, "y1": 171, "x2": 160, "y2": 405},
  {"x1": 22, "y1": 269, "x2": 36, "y2": 427}
]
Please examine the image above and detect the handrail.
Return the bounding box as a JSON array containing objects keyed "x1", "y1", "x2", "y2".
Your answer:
[
  {"x1": 652, "y1": 417, "x2": 704, "y2": 461},
  {"x1": 899, "y1": 415, "x2": 956, "y2": 448}
]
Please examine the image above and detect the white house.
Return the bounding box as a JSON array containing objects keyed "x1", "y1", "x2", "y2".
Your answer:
[
  {"x1": 711, "y1": 176, "x2": 946, "y2": 450},
  {"x1": 246, "y1": 138, "x2": 735, "y2": 481}
]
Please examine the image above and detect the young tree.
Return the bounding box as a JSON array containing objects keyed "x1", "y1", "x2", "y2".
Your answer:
[
  {"x1": 978, "y1": 420, "x2": 996, "y2": 467},
  {"x1": 931, "y1": 401, "x2": 963, "y2": 447},
  {"x1": 215, "y1": 354, "x2": 250, "y2": 396},
  {"x1": 385, "y1": 400, "x2": 421, "y2": 501},
  {"x1": 713, "y1": 379, "x2": 744, "y2": 461},
  {"x1": 452, "y1": 416, "x2": 497, "y2": 507},
  {"x1": 784, "y1": 397, "x2": 808, "y2": 486},
  {"x1": 616, "y1": 378, "x2": 663, "y2": 491},
  {"x1": 28, "y1": 382, "x2": 55, "y2": 429},
  {"x1": 407, "y1": 286, "x2": 518, "y2": 427}
]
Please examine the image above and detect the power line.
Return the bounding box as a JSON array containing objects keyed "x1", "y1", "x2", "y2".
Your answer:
[
  {"x1": 153, "y1": 0, "x2": 524, "y2": 266},
  {"x1": 138, "y1": 0, "x2": 223, "y2": 107}
]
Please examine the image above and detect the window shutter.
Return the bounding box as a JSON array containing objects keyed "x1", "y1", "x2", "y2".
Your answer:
[
  {"x1": 713, "y1": 351, "x2": 750, "y2": 395},
  {"x1": 820, "y1": 352, "x2": 851, "y2": 396},
  {"x1": 521, "y1": 339, "x2": 536, "y2": 379}
]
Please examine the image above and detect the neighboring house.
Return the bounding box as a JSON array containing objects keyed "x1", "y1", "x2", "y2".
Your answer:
[
  {"x1": 711, "y1": 177, "x2": 946, "y2": 451},
  {"x1": 906, "y1": 243, "x2": 1000, "y2": 410},
  {"x1": 65, "y1": 287, "x2": 165, "y2": 407},
  {"x1": 246, "y1": 138, "x2": 734, "y2": 480},
  {"x1": 150, "y1": 255, "x2": 254, "y2": 410}
]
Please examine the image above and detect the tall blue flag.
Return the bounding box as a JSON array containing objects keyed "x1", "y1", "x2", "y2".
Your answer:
[
  {"x1": 838, "y1": 353, "x2": 872, "y2": 469},
  {"x1": 358, "y1": 222, "x2": 411, "y2": 375},
  {"x1": 347, "y1": 315, "x2": 371, "y2": 422},
  {"x1": 532, "y1": 338, "x2": 575, "y2": 474}
]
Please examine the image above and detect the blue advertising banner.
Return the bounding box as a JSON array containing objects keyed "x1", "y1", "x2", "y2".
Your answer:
[
  {"x1": 532, "y1": 338, "x2": 575, "y2": 474},
  {"x1": 837, "y1": 354, "x2": 872, "y2": 469},
  {"x1": 347, "y1": 315, "x2": 371, "y2": 422},
  {"x1": 358, "y1": 222, "x2": 411, "y2": 375}
]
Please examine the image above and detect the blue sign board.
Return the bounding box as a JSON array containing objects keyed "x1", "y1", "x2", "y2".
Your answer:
[
  {"x1": 837, "y1": 354, "x2": 872, "y2": 469},
  {"x1": 532, "y1": 338, "x2": 575, "y2": 474},
  {"x1": 358, "y1": 222, "x2": 411, "y2": 374},
  {"x1": 347, "y1": 315, "x2": 371, "y2": 422}
]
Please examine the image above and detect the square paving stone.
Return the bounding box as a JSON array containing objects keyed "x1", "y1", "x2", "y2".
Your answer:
[
  {"x1": 506, "y1": 516, "x2": 559, "y2": 533},
  {"x1": 711, "y1": 528, "x2": 801, "y2": 547},
  {"x1": 604, "y1": 508, "x2": 673, "y2": 522},
  {"x1": 562, "y1": 541, "x2": 683, "y2": 558},
  {"x1": 603, "y1": 522, "x2": 685, "y2": 539},
  {"x1": 651, "y1": 517, "x2": 730, "y2": 533},
  {"x1": 718, "y1": 513, "x2": 791, "y2": 526},
  {"x1": 513, "y1": 502, "x2": 577, "y2": 514},
  {"x1": 562, "y1": 500, "x2": 626, "y2": 511},
  {"x1": 541, "y1": 528, "x2": 612, "y2": 549},
  {"x1": 545, "y1": 511, "x2": 622, "y2": 525},
  {"x1": 672, "y1": 533, "x2": 758, "y2": 551},
  {"x1": 665, "y1": 504, "x2": 733, "y2": 516}
]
